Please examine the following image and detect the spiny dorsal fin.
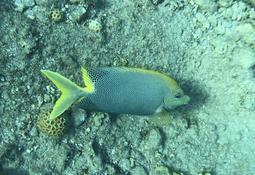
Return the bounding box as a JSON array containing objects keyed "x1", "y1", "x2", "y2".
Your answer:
[{"x1": 81, "y1": 67, "x2": 95, "y2": 93}]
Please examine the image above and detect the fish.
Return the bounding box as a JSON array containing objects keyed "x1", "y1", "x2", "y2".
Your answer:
[{"x1": 41, "y1": 67, "x2": 190, "y2": 120}]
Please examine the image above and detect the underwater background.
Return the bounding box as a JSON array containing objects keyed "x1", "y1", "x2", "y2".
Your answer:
[{"x1": 1, "y1": 0, "x2": 255, "y2": 175}]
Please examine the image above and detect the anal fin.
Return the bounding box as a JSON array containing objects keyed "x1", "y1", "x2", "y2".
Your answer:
[{"x1": 149, "y1": 110, "x2": 173, "y2": 126}]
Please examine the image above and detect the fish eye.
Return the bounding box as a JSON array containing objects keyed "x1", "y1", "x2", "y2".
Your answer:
[{"x1": 174, "y1": 92, "x2": 182, "y2": 98}]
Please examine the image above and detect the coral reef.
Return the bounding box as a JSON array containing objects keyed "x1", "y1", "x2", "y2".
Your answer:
[
  {"x1": 37, "y1": 112, "x2": 66, "y2": 137},
  {"x1": 49, "y1": 8, "x2": 63, "y2": 22}
]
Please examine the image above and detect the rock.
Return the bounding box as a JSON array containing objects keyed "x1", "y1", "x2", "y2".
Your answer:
[
  {"x1": 15, "y1": 0, "x2": 35, "y2": 12},
  {"x1": 92, "y1": 113, "x2": 105, "y2": 127},
  {"x1": 150, "y1": 165, "x2": 170, "y2": 175},
  {"x1": 24, "y1": 8, "x2": 35, "y2": 20},
  {"x1": 60, "y1": 55, "x2": 76, "y2": 66},
  {"x1": 235, "y1": 23, "x2": 255, "y2": 45},
  {"x1": 0, "y1": 143, "x2": 11, "y2": 158},
  {"x1": 248, "y1": 8, "x2": 255, "y2": 19},
  {"x1": 211, "y1": 37, "x2": 228, "y2": 54},
  {"x1": 0, "y1": 74, "x2": 5, "y2": 82},
  {"x1": 198, "y1": 172, "x2": 212, "y2": 175},
  {"x1": 22, "y1": 5, "x2": 48, "y2": 22},
  {"x1": 240, "y1": 90, "x2": 255, "y2": 110},
  {"x1": 143, "y1": 128, "x2": 162, "y2": 150},
  {"x1": 118, "y1": 158, "x2": 131, "y2": 172},
  {"x1": 0, "y1": 105, "x2": 4, "y2": 115},
  {"x1": 150, "y1": 0, "x2": 164, "y2": 5},
  {"x1": 218, "y1": 0, "x2": 234, "y2": 7},
  {"x1": 71, "y1": 108, "x2": 87, "y2": 127},
  {"x1": 2, "y1": 90, "x2": 9, "y2": 100},
  {"x1": 195, "y1": 12, "x2": 210, "y2": 31},
  {"x1": 30, "y1": 126, "x2": 38, "y2": 137},
  {"x1": 37, "y1": 95, "x2": 44, "y2": 107},
  {"x1": 34, "y1": 0, "x2": 48, "y2": 6},
  {"x1": 233, "y1": 47, "x2": 255, "y2": 69},
  {"x1": 69, "y1": 0, "x2": 82, "y2": 3},
  {"x1": 88, "y1": 19, "x2": 103, "y2": 32},
  {"x1": 68, "y1": 5, "x2": 88, "y2": 22},
  {"x1": 193, "y1": 0, "x2": 217, "y2": 11},
  {"x1": 131, "y1": 166, "x2": 148, "y2": 175},
  {"x1": 246, "y1": 0, "x2": 255, "y2": 6},
  {"x1": 105, "y1": 164, "x2": 116, "y2": 174},
  {"x1": 225, "y1": 1, "x2": 248, "y2": 21}
]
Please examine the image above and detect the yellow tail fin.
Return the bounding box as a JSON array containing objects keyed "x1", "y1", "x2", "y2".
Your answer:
[{"x1": 41, "y1": 68, "x2": 94, "y2": 120}]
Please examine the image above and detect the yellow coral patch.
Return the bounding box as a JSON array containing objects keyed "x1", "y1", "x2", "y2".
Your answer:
[
  {"x1": 50, "y1": 9, "x2": 63, "y2": 22},
  {"x1": 37, "y1": 112, "x2": 66, "y2": 137}
]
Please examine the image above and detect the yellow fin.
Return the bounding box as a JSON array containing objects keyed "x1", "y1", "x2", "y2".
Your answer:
[
  {"x1": 149, "y1": 110, "x2": 173, "y2": 126},
  {"x1": 41, "y1": 70, "x2": 91, "y2": 120},
  {"x1": 81, "y1": 67, "x2": 95, "y2": 93}
]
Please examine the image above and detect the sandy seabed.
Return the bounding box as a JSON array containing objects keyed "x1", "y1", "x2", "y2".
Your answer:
[{"x1": 0, "y1": 0, "x2": 255, "y2": 175}]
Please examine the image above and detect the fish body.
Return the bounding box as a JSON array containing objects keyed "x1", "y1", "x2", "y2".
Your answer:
[{"x1": 41, "y1": 67, "x2": 189, "y2": 120}]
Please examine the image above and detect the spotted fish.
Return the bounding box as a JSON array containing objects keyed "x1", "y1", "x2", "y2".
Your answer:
[{"x1": 41, "y1": 67, "x2": 190, "y2": 120}]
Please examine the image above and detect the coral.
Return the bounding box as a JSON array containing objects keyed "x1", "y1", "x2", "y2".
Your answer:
[
  {"x1": 153, "y1": 165, "x2": 170, "y2": 175},
  {"x1": 37, "y1": 112, "x2": 66, "y2": 137},
  {"x1": 88, "y1": 19, "x2": 102, "y2": 32},
  {"x1": 49, "y1": 9, "x2": 63, "y2": 22}
]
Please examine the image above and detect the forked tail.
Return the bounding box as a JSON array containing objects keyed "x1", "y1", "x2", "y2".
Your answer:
[{"x1": 41, "y1": 67, "x2": 94, "y2": 120}]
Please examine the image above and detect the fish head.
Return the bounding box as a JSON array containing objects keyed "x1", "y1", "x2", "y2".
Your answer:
[{"x1": 163, "y1": 87, "x2": 190, "y2": 111}]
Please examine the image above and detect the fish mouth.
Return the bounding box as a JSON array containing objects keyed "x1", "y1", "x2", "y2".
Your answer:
[{"x1": 164, "y1": 95, "x2": 190, "y2": 111}]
